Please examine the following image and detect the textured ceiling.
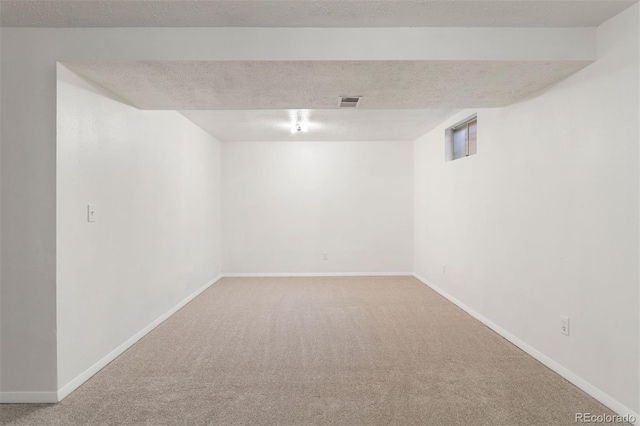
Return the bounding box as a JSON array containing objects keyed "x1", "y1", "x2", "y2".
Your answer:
[
  {"x1": 63, "y1": 60, "x2": 591, "y2": 110},
  {"x1": 62, "y1": 59, "x2": 589, "y2": 141},
  {"x1": 1, "y1": 0, "x2": 636, "y2": 28},
  {"x1": 179, "y1": 109, "x2": 458, "y2": 142}
]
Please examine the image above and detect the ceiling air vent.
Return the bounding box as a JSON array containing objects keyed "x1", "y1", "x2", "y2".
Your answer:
[{"x1": 338, "y1": 96, "x2": 362, "y2": 108}]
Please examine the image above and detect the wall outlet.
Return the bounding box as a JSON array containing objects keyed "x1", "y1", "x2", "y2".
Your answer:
[
  {"x1": 87, "y1": 204, "x2": 97, "y2": 223},
  {"x1": 560, "y1": 316, "x2": 570, "y2": 336},
  {"x1": 323, "y1": 252, "x2": 328, "y2": 261}
]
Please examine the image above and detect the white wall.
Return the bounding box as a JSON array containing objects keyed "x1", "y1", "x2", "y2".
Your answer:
[
  {"x1": 223, "y1": 141, "x2": 413, "y2": 274},
  {"x1": 0, "y1": 25, "x2": 591, "y2": 398},
  {"x1": 0, "y1": 18, "x2": 633, "y2": 407},
  {"x1": 56, "y1": 65, "x2": 222, "y2": 391},
  {"x1": 414, "y1": 4, "x2": 639, "y2": 415}
]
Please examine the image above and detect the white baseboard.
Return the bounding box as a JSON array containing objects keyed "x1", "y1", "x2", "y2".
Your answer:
[
  {"x1": 54, "y1": 273, "x2": 224, "y2": 403},
  {"x1": 0, "y1": 392, "x2": 59, "y2": 404},
  {"x1": 413, "y1": 273, "x2": 639, "y2": 426},
  {"x1": 222, "y1": 272, "x2": 413, "y2": 277}
]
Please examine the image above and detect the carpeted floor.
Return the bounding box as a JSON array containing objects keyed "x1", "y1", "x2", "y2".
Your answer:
[{"x1": 1, "y1": 276, "x2": 621, "y2": 425}]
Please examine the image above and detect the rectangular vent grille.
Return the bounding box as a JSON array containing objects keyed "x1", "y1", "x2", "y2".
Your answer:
[{"x1": 338, "y1": 96, "x2": 362, "y2": 108}]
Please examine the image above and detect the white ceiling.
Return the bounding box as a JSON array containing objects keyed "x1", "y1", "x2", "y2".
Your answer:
[
  {"x1": 44, "y1": 0, "x2": 625, "y2": 142},
  {"x1": 179, "y1": 109, "x2": 458, "y2": 142},
  {"x1": 64, "y1": 60, "x2": 590, "y2": 110},
  {"x1": 62, "y1": 59, "x2": 591, "y2": 141},
  {"x1": 1, "y1": 0, "x2": 636, "y2": 28}
]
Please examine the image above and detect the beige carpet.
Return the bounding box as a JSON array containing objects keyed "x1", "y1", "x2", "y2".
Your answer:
[{"x1": 1, "y1": 276, "x2": 621, "y2": 425}]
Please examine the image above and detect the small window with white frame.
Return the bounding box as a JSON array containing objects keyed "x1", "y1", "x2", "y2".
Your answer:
[{"x1": 446, "y1": 115, "x2": 477, "y2": 161}]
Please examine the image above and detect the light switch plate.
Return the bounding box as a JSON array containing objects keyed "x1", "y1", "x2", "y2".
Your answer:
[{"x1": 87, "y1": 204, "x2": 96, "y2": 222}]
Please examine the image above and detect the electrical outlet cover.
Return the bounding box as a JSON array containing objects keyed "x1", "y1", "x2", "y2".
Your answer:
[{"x1": 560, "y1": 316, "x2": 570, "y2": 336}]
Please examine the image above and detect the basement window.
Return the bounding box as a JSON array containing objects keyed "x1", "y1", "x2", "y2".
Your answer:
[{"x1": 446, "y1": 115, "x2": 477, "y2": 161}]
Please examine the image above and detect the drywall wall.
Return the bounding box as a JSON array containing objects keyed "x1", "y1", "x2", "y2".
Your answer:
[
  {"x1": 223, "y1": 141, "x2": 413, "y2": 274},
  {"x1": 0, "y1": 26, "x2": 595, "y2": 399},
  {"x1": 56, "y1": 65, "x2": 222, "y2": 391},
  {"x1": 414, "y1": 4, "x2": 639, "y2": 415}
]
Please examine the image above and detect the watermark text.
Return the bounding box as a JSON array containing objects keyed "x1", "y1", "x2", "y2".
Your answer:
[{"x1": 575, "y1": 413, "x2": 636, "y2": 423}]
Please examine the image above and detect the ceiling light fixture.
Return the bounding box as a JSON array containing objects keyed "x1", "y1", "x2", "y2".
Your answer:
[
  {"x1": 288, "y1": 110, "x2": 311, "y2": 134},
  {"x1": 291, "y1": 123, "x2": 308, "y2": 133}
]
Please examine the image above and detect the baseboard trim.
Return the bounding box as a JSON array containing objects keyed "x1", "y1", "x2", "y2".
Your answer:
[
  {"x1": 0, "y1": 392, "x2": 59, "y2": 404},
  {"x1": 55, "y1": 273, "x2": 224, "y2": 403},
  {"x1": 222, "y1": 272, "x2": 413, "y2": 277},
  {"x1": 413, "y1": 273, "x2": 639, "y2": 425}
]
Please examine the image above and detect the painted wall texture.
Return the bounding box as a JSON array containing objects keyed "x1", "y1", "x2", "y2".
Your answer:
[
  {"x1": 414, "y1": 4, "x2": 639, "y2": 414},
  {"x1": 56, "y1": 65, "x2": 222, "y2": 390},
  {"x1": 222, "y1": 141, "x2": 413, "y2": 274},
  {"x1": 0, "y1": 8, "x2": 637, "y2": 419},
  {"x1": 1, "y1": 25, "x2": 585, "y2": 396}
]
